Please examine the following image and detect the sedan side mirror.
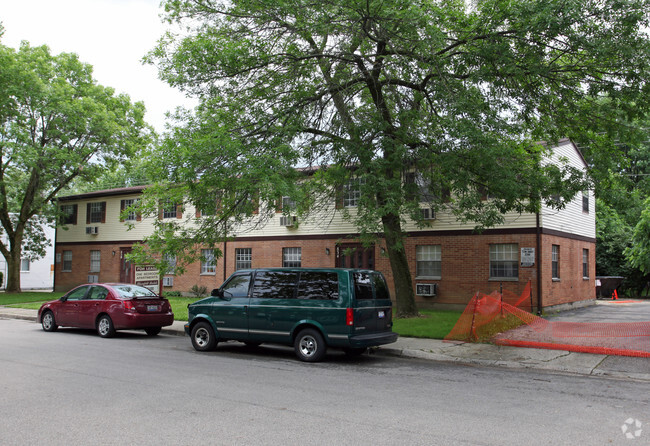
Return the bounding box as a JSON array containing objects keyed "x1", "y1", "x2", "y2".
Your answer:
[{"x1": 211, "y1": 288, "x2": 221, "y2": 297}]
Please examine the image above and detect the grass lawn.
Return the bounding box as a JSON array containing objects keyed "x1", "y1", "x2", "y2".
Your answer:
[
  {"x1": 0, "y1": 291, "x2": 62, "y2": 308},
  {"x1": 392, "y1": 309, "x2": 462, "y2": 339},
  {"x1": 2, "y1": 291, "x2": 462, "y2": 339}
]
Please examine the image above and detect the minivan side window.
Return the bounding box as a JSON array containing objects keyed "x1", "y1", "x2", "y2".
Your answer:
[
  {"x1": 296, "y1": 271, "x2": 339, "y2": 300},
  {"x1": 252, "y1": 271, "x2": 299, "y2": 299},
  {"x1": 372, "y1": 274, "x2": 390, "y2": 300},
  {"x1": 222, "y1": 273, "x2": 252, "y2": 298},
  {"x1": 353, "y1": 272, "x2": 390, "y2": 300},
  {"x1": 353, "y1": 272, "x2": 374, "y2": 300}
]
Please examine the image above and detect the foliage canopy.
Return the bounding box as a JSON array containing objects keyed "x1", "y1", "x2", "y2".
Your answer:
[{"x1": 143, "y1": 0, "x2": 650, "y2": 314}]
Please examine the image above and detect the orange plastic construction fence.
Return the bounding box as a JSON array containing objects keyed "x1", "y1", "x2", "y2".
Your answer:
[{"x1": 444, "y1": 282, "x2": 650, "y2": 358}]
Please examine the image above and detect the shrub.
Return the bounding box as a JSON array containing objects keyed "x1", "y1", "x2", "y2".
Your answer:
[
  {"x1": 164, "y1": 291, "x2": 182, "y2": 297},
  {"x1": 190, "y1": 284, "x2": 208, "y2": 298}
]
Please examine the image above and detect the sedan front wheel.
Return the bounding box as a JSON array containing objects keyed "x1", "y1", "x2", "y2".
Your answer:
[{"x1": 41, "y1": 311, "x2": 58, "y2": 332}]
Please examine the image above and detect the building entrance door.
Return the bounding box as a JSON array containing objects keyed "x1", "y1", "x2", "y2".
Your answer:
[
  {"x1": 336, "y1": 243, "x2": 375, "y2": 270},
  {"x1": 120, "y1": 248, "x2": 133, "y2": 283}
]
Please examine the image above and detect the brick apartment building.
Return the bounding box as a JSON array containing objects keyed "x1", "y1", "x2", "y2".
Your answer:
[{"x1": 53, "y1": 140, "x2": 596, "y2": 311}]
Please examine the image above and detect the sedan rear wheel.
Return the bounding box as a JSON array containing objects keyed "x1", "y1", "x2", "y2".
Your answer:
[
  {"x1": 191, "y1": 321, "x2": 217, "y2": 351},
  {"x1": 97, "y1": 315, "x2": 116, "y2": 338},
  {"x1": 41, "y1": 311, "x2": 58, "y2": 332}
]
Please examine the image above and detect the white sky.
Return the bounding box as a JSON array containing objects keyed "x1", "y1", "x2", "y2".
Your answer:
[{"x1": 0, "y1": 0, "x2": 193, "y2": 132}]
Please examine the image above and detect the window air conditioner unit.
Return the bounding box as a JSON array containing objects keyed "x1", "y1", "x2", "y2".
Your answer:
[
  {"x1": 86, "y1": 226, "x2": 99, "y2": 235},
  {"x1": 162, "y1": 277, "x2": 174, "y2": 287},
  {"x1": 420, "y1": 208, "x2": 436, "y2": 220},
  {"x1": 416, "y1": 283, "x2": 437, "y2": 297},
  {"x1": 279, "y1": 216, "x2": 296, "y2": 227}
]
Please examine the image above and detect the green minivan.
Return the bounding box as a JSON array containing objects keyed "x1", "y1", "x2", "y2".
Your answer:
[{"x1": 184, "y1": 268, "x2": 398, "y2": 362}]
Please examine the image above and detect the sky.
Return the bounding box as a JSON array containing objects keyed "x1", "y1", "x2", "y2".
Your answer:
[{"x1": 0, "y1": 0, "x2": 193, "y2": 132}]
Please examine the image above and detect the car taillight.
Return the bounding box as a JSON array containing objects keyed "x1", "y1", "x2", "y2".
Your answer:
[
  {"x1": 123, "y1": 300, "x2": 135, "y2": 311},
  {"x1": 346, "y1": 308, "x2": 354, "y2": 326}
]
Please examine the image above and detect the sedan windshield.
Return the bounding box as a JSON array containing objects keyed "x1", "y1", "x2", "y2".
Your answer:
[{"x1": 113, "y1": 285, "x2": 158, "y2": 299}]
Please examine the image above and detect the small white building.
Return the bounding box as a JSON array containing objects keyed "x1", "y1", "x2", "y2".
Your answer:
[{"x1": 0, "y1": 220, "x2": 55, "y2": 290}]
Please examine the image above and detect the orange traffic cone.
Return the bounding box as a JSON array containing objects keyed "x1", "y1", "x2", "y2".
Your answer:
[{"x1": 614, "y1": 289, "x2": 619, "y2": 300}]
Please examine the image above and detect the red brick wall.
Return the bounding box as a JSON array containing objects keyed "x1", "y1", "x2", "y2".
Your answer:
[
  {"x1": 540, "y1": 234, "x2": 595, "y2": 307},
  {"x1": 55, "y1": 232, "x2": 595, "y2": 310}
]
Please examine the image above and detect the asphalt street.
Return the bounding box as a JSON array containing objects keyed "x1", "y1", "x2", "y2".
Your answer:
[{"x1": 2, "y1": 317, "x2": 649, "y2": 445}]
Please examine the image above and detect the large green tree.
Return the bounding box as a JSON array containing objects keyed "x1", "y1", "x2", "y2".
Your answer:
[
  {"x1": 146, "y1": 0, "x2": 650, "y2": 316},
  {"x1": 0, "y1": 40, "x2": 151, "y2": 292}
]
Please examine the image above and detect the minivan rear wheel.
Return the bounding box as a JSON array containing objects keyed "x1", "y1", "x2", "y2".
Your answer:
[
  {"x1": 294, "y1": 328, "x2": 326, "y2": 362},
  {"x1": 191, "y1": 322, "x2": 217, "y2": 351}
]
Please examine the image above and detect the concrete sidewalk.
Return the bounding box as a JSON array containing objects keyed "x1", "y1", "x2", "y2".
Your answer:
[{"x1": 2, "y1": 306, "x2": 649, "y2": 381}]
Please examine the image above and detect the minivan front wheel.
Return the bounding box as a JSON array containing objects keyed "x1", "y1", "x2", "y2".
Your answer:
[
  {"x1": 191, "y1": 322, "x2": 217, "y2": 351},
  {"x1": 294, "y1": 328, "x2": 326, "y2": 362}
]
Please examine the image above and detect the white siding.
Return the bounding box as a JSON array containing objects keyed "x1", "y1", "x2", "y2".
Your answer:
[
  {"x1": 56, "y1": 140, "x2": 593, "y2": 243},
  {"x1": 539, "y1": 141, "x2": 595, "y2": 238}
]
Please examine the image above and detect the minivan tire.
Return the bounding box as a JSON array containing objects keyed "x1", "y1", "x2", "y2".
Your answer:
[
  {"x1": 191, "y1": 321, "x2": 217, "y2": 351},
  {"x1": 294, "y1": 328, "x2": 326, "y2": 362}
]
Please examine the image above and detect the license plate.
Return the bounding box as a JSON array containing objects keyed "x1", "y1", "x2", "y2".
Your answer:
[
  {"x1": 378, "y1": 311, "x2": 385, "y2": 318},
  {"x1": 147, "y1": 305, "x2": 159, "y2": 312}
]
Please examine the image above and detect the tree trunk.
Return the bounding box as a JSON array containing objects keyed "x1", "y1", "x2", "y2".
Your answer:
[
  {"x1": 5, "y1": 245, "x2": 22, "y2": 292},
  {"x1": 381, "y1": 212, "x2": 418, "y2": 317}
]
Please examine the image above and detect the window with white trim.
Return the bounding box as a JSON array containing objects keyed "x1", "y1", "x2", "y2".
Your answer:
[
  {"x1": 164, "y1": 253, "x2": 177, "y2": 275},
  {"x1": 236, "y1": 248, "x2": 252, "y2": 270},
  {"x1": 201, "y1": 249, "x2": 216, "y2": 274},
  {"x1": 343, "y1": 178, "x2": 364, "y2": 208},
  {"x1": 489, "y1": 244, "x2": 518, "y2": 279},
  {"x1": 90, "y1": 250, "x2": 101, "y2": 273},
  {"x1": 20, "y1": 259, "x2": 30, "y2": 272},
  {"x1": 552, "y1": 245, "x2": 560, "y2": 279},
  {"x1": 62, "y1": 251, "x2": 72, "y2": 272},
  {"x1": 282, "y1": 247, "x2": 301, "y2": 267},
  {"x1": 416, "y1": 245, "x2": 441, "y2": 278},
  {"x1": 582, "y1": 249, "x2": 589, "y2": 278}
]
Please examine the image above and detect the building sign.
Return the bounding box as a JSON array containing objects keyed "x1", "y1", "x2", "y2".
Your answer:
[
  {"x1": 520, "y1": 248, "x2": 535, "y2": 267},
  {"x1": 134, "y1": 265, "x2": 160, "y2": 294}
]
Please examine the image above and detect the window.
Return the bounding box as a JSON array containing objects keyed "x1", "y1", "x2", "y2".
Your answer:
[
  {"x1": 120, "y1": 199, "x2": 139, "y2": 221},
  {"x1": 87, "y1": 202, "x2": 106, "y2": 224},
  {"x1": 296, "y1": 271, "x2": 339, "y2": 300},
  {"x1": 62, "y1": 251, "x2": 72, "y2": 272},
  {"x1": 583, "y1": 249, "x2": 589, "y2": 278},
  {"x1": 221, "y1": 273, "x2": 252, "y2": 298},
  {"x1": 65, "y1": 286, "x2": 89, "y2": 301},
  {"x1": 161, "y1": 200, "x2": 180, "y2": 219},
  {"x1": 201, "y1": 249, "x2": 216, "y2": 274},
  {"x1": 552, "y1": 245, "x2": 560, "y2": 279},
  {"x1": 582, "y1": 192, "x2": 589, "y2": 213},
  {"x1": 20, "y1": 259, "x2": 30, "y2": 272},
  {"x1": 252, "y1": 271, "x2": 299, "y2": 299},
  {"x1": 281, "y1": 196, "x2": 296, "y2": 212},
  {"x1": 416, "y1": 245, "x2": 441, "y2": 278},
  {"x1": 489, "y1": 244, "x2": 519, "y2": 279},
  {"x1": 163, "y1": 253, "x2": 177, "y2": 274},
  {"x1": 343, "y1": 177, "x2": 364, "y2": 208},
  {"x1": 60, "y1": 204, "x2": 77, "y2": 225},
  {"x1": 236, "y1": 248, "x2": 252, "y2": 270},
  {"x1": 282, "y1": 247, "x2": 302, "y2": 267},
  {"x1": 353, "y1": 272, "x2": 390, "y2": 300},
  {"x1": 90, "y1": 250, "x2": 101, "y2": 272}
]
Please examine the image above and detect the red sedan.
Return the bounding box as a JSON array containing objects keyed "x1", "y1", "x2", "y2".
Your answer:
[{"x1": 38, "y1": 283, "x2": 174, "y2": 337}]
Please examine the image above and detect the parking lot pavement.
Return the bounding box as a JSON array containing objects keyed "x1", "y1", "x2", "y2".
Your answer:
[{"x1": 2, "y1": 301, "x2": 650, "y2": 381}]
